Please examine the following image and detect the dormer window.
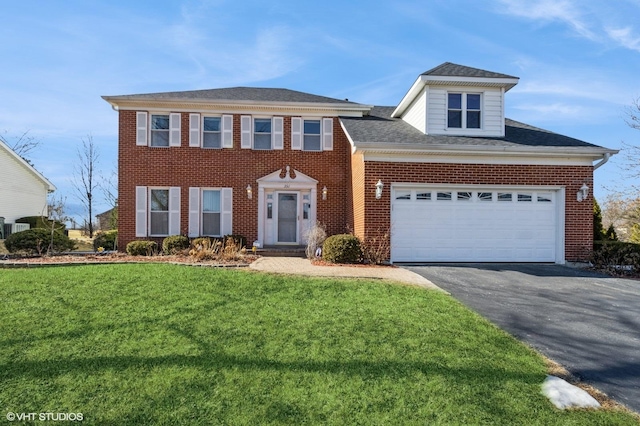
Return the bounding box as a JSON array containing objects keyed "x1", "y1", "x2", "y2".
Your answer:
[{"x1": 448, "y1": 93, "x2": 481, "y2": 129}]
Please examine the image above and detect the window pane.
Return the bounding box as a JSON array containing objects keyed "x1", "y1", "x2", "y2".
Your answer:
[
  {"x1": 467, "y1": 111, "x2": 481, "y2": 128},
  {"x1": 478, "y1": 192, "x2": 493, "y2": 201},
  {"x1": 150, "y1": 190, "x2": 169, "y2": 211},
  {"x1": 267, "y1": 202, "x2": 273, "y2": 219},
  {"x1": 303, "y1": 135, "x2": 321, "y2": 151},
  {"x1": 304, "y1": 120, "x2": 320, "y2": 134},
  {"x1": 152, "y1": 115, "x2": 169, "y2": 130},
  {"x1": 448, "y1": 93, "x2": 462, "y2": 109},
  {"x1": 437, "y1": 192, "x2": 452, "y2": 201},
  {"x1": 203, "y1": 117, "x2": 220, "y2": 132},
  {"x1": 202, "y1": 190, "x2": 220, "y2": 212},
  {"x1": 537, "y1": 193, "x2": 552, "y2": 203},
  {"x1": 395, "y1": 191, "x2": 411, "y2": 200},
  {"x1": 254, "y1": 118, "x2": 271, "y2": 133},
  {"x1": 254, "y1": 134, "x2": 271, "y2": 150},
  {"x1": 303, "y1": 203, "x2": 310, "y2": 220},
  {"x1": 202, "y1": 212, "x2": 221, "y2": 236},
  {"x1": 518, "y1": 193, "x2": 533, "y2": 202},
  {"x1": 151, "y1": 131, "x2": 169, "y2": 146},
  {"x1": 498, "y1": 193, "x2": 512, "y2": 202},
  {"x1": 203, "y1": 133, "x2": 221, "y2": 148},
  {"x1": 457, "y1": 191, "x2": 472, "y2": 200},
  {"x1": 467, "y1": 94, "x2": 481, "y2": 110},
  {"x1": 150, "y1": 212, "x2": 168, "y2": 235},
  {"x1": 416, "y1": 192, "x2": 431, "y2": 200},
  {"x1": 448, "y1": 111, "x2": 462, "y2": 128}
]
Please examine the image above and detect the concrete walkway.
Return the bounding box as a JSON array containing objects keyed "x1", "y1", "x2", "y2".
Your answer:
[{"x1": 250, "y1": 257, "x2": 443, "y2": 291}]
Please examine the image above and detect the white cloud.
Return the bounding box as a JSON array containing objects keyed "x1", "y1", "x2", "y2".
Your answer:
[{"x1": 606, "y1": 26, "x2": 640, "y2": 52}]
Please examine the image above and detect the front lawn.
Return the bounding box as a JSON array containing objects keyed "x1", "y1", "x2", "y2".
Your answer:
[{"x1": 0, "y1": 265, "x2": 635, "y2": 424}]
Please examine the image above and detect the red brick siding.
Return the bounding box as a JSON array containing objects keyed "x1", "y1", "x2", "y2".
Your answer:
[
  {"x1": 118, "y1": 111, "x2": 352, "y2": 249},
  {"x1": 360, "y1": 162, "x2": 593, "y2": 261}
]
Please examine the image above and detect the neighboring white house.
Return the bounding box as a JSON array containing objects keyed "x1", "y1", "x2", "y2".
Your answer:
[{"x1": 0, "y1": 139, "x2": 56, "y2": 233}]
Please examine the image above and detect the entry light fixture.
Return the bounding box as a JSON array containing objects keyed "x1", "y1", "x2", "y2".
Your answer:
[
  {"x1": 375, "y1": 179, "x2": 384, "y2": 200},
  {"x1": 246, "y1": 184, "x2": 252, "y2": 200},
  {"x1": 576, "y1": 183, "x2": 589, "y2": 202},
  {"x1": 322, "y1": 186, "x2": 328, "y2": 200}
]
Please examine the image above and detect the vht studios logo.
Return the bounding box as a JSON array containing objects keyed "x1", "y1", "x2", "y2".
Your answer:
[{"x1": 6, "y1": 412, "x2": 84, "y2": 422}]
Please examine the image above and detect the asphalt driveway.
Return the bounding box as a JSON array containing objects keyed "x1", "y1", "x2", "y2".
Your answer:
[{"x1": 405, "y1": 263, "x2": 640, "y2": 413}]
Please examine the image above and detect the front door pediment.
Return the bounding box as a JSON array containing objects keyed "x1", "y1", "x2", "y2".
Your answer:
[{"x1": 257, "y1": 166, "x2": 318, "y2": 187}]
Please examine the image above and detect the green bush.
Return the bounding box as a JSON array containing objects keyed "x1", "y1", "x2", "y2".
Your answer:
[
  {"x1": 591, "y1": 241, "x2": 640, "y2": 275},
  {"x1": 126, "y1": 240, "x2": 158, "y2": 256},
  {"x1": 162, "y1": 235, "x2": 190, "y2": 254},
  {"x1": 93, "y1": 230, "x2": 118, "y2": 251},
  {"x1": 322, "y1": 234, "x2": 362, "y2": 264},
  {"x1": 224, "y1": 234, "x2": 247, "y2": 248},
  {"x1": 15, "y1": 216, "x2": 66, "y2": 231},
  {"x1": 5, "y1": 228, "x2": 76, "y2": 255}
]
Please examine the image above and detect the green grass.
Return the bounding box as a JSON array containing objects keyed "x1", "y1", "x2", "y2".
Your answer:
[{"x1": 0, "y1": 265, "x2": 636, "y2": 425}]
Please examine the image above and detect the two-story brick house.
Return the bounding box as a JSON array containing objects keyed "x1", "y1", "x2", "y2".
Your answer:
[{"x1": 103, "y1": 63, "x2": 616, "y2": 263}]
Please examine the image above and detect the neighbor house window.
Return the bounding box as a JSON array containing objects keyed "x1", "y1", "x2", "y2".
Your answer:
[
  {"x1": 150, "y1": 189, "x2": 169, "y2": 235},
  {"x1": 448, "y1": 93, "x2": 481, "y2": 129},
  {"x1": 254, "y1": 118, "x2": 271, "y2": 150},
  {"x1": 203, "y1": 117, "x2": 221, "y2": 148},
  {"x1": 303, "y1": 120, "x2": 321, "y2": 151},
  {"x1": 151, "y1": 115, "x2": 170, "y2": 146},
  {"x1": 202, "y1": 190, "x2": 221, "y2": 236}
]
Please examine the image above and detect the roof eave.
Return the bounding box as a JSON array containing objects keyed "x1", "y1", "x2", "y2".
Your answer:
[{"x1": 0, "y1": 139, "x2": 56, "y2": 191}]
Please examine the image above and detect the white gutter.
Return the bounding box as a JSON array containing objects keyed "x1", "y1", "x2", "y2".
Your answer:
[{"x1": 593, "y1": 152, "x2": 612, "y2": 170}]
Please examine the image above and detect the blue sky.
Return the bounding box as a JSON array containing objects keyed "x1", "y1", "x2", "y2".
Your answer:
[{"x1": 2, "y1": 0, "x2": 640, "y2": 222}]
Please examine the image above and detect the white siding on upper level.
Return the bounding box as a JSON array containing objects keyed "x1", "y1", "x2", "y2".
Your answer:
[
  {"x1": 0, "y1": 148, "x2": 51, "y2": 223},
  {"x1": 425, "y1": 86, "x2": 504, "y2": 137},
  {"x1": 401, "y1": 88, "x2": 427, "y2": 134}
]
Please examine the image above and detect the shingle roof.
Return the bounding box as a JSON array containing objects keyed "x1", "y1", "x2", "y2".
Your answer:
[
  {"x1": 104, "y1": 87, "x2": 360, "y2": 105},
  {"x1": 422, "y1": 62, "x2": 518, "y2": 80},
  {"x1": 340, "y1": 106, "x2": 606, "y2": 151}
]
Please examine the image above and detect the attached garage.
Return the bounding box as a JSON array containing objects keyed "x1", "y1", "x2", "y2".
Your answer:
[{"x1": 391, "y1": 185, "x2": 564, "y2": 263}]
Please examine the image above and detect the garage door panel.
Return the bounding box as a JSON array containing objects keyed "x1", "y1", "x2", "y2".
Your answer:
[{"x1": 391, "y1": 187, "x2": 558, "y2": 262}]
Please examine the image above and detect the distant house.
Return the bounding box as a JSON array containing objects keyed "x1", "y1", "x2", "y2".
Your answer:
[
  {"x1": 0, "y1": 139, "x2": 56, "y2": 237},
  {"x1": 96, "y1": 207, "x2": 117, "y2": 231},
  {"x1": 103, "y1": 62, "x2": 617, "y2": 263}
]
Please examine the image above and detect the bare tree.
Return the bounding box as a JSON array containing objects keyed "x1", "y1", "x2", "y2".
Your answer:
[
  {"x1": 1, "y1": 130, "x2": 41, "y2": 164},
  {"x1": 99, "y1": 164, "x2": 118, "y2": 230},
  {"x1": 618, "y1": 98, "x2": 640, "y2": 193},
  {"x1": 72, "y1": 135, "x2": 100, "y2": 238}
]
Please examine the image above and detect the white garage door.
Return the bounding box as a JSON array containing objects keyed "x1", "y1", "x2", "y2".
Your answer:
[{"x1": 391, "y1": 187, "x2": 560, "y2": 263}]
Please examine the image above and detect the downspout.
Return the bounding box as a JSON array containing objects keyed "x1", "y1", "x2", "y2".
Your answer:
[{"x1": 593, "y1": 153, "x2": 611, "y2": 170}]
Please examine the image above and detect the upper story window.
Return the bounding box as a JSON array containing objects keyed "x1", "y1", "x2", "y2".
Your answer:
[
  {"x1": 151, "y1": 115, "x2": 170, "y2": 146},
  {"x1": 303, "y1": 120, "x2": 321, "y2": 151},
  {"x1": 203, "y1": 117, "x2": 221, "y2": 148},
  {"x1": 448, "y1": 93, "x2": 481, "y2": 129},
  {"x1": 254, "y1": 118, "x2": 272, "y2": 150}
]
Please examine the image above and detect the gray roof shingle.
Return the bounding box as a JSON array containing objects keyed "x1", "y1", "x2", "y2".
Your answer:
[
  {"x1": 422, "y1": 62, "x2": 518, "y2": 79},
  {"x1": 341, "y1": 106, "x2": 605, "y2": 151},
  {"x1": 104, "y1": 87, "x2": 360, "y2": 105}
]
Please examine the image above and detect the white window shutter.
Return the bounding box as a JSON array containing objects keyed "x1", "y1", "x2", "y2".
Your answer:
[
  {"x1": 169, "y1": 186, "x2": 181, "y2": 235},
  {"x1": 322, "y1": 117, "x2": 333, "y2": 151},
  {"x1": 241, "y1": 115, "x2": 252, "y2": 149},
  {"x1": 222, "y1": 115, "x2": 233, "y2": 148},
  {"x1": 188, "y1": 187, "x2": 200, "y2": 237},
  {"x1": 291, "y1": 117, "x2": 302, "y2": 150},
  {"x1": 272, "y1": 117, "x2": 283, "y2": 150},
  {"x1": 169, "y1": 113, "x2": 181, "y2": 147},
  {"x1": 221, "y1": 187, "x2": 233, "y2": 236},
  {"x1": 135, "y1": 186, "x2": 147, "y2": 237},
  {"x1": 189, "y1": 113, "x2": 200, "y2": 147},
  {"x1": 136, "y1": 112, "x2": 148, "y2": 146}
]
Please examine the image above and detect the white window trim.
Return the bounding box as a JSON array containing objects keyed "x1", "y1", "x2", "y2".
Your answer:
[
  {"x1": 200, "y1": 188, "x2": 223, "y2": 237},
  {"x1": 201, "y1": 115, "x2": 222, "y2": 149},
  {"x1": 148, "y1": 112, "x2": 181, "y2": 147},
  {"x1": 302, "y1": 117, "x2": 322, "y2": 152},
  {"x1": 188, "y1": 187, "x2": 233, "y2": 237},
  {"x1": 148, "y1": 187, "x2": 171, "y2": 237},
  {"x1": 252, "y1": 116, "x2": 273, "y2": 150},
  {"x1": 447, "y1": 92, "x2": 482, "y2": 130}
]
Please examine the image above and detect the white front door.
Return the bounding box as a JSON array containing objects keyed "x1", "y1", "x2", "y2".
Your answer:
[{"x1": 277, "y1": 193, "x2": 298, "y2": 244}]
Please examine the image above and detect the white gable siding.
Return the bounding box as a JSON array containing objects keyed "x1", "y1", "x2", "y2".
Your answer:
[
  {"x1": 401, "y1": 88, "x2": 427, "y2": 134},
  {"x1": 426, "y1": 86, "x2": 504, "y2": 137},
  {"x1": 0, "y1": 149, "x2": 49, "y2": 223}
]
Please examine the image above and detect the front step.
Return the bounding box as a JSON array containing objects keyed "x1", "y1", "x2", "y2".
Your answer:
[{"x1": 257, "y1": 245, "x2": 307, "y2": 258}]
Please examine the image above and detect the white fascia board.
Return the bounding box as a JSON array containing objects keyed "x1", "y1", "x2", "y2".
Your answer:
[
  {"x1": 422, "y1": 75, "x2": 519, "y2": 91},
  {"x1": 339, "y1": 119, "x2": 358, "y2": 154},
  {"x1": 0, "y1": 139, "x2": 56, "y2": 192},
  {"x1": 391, "y1": 77, "x2": 424, "y2": 118},
  {"x1": 102, "y1": 96, "x2": 372, "y2": 117},
  {"x1": 353, "y1": 143, "x2": 618, "y2": 160}
]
